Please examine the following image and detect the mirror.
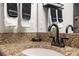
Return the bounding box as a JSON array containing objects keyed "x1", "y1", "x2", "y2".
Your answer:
[
  {"x1": 0, "y1": 3, "x2": 79, "y2": 33},
  {"x1": 38, "y1": 3, "x2": 75, "y2": 33}
]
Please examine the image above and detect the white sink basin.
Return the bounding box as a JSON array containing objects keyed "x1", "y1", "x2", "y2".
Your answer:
[{"x1": 22, "y1": 48, "x2": 64, "y2": 56}]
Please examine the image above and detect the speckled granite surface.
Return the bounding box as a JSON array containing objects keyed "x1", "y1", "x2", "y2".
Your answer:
[
  {"x1": 0, "y1": 32, "x2": 78, "y2": 56},
  {"x1": 0, "y1": 41, "x2": 79, "y2": 56},
  {"x1": 38, "y1": 33, "x2": 79, "y2": 48},
  {"x1": 0, "y1": 32, "x2": 79, "y2": 48}
]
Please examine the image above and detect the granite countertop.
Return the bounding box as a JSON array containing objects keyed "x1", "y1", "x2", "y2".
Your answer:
[{"x1": 0, "y1": 41, "x2": 79, "y2": 56}]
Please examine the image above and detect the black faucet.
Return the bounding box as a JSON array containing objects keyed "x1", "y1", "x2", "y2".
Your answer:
[
  {"x1": 48, "y1": 24, "x2": 65, "y2": 47},
  {"x1": 66, "y1": 25, "x2": 74, "y2": 33}
]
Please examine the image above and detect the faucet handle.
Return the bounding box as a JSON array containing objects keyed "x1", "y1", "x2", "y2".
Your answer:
[
  {"x1": 61, "y1": 37, "x2": 69, "y2": 43},
  {"x1": 60, "y1": 38, "x2": 69, "y2": 43},
  {"x1": 59, "y1": 37, "x2": 69, "y2": 47}
]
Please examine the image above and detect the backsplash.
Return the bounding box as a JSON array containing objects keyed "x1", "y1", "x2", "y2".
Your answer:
[
  {"x1": 0, "y1": 33, "x2": 37, "y2": 44},
  {"x1": 0, "y1": 32, "x2": 79, "y2": 48},
  {"x1": 65, "y1": 33, "x2": 79, "y2": 48},
  {"x1": 39, "y1": 33, "x2": 79, "y2": 48}
]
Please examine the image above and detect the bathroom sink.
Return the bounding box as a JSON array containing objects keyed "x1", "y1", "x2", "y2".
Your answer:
[{"x1": 22, "y1": 48, "x2": 64, "y2": 56}]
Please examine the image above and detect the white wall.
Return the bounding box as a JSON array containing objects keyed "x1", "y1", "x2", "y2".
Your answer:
[
  {"x1": 38, "y1": 4, "x2": 48, "y2": 32},
  {"x1": 60, "y1": 3, "x2": 73, "y2": 33}
]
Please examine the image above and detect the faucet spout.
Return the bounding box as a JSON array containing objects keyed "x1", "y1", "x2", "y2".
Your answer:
[
  {"x1": 66, "y1": 25, "x2": 74, "y2": 33},
  {"x1": 48, "y1": 24, "x2": 60, "y2": 44},
  {"x1": 48, "y1": 24, "x2": 65, "y2": 47}
]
